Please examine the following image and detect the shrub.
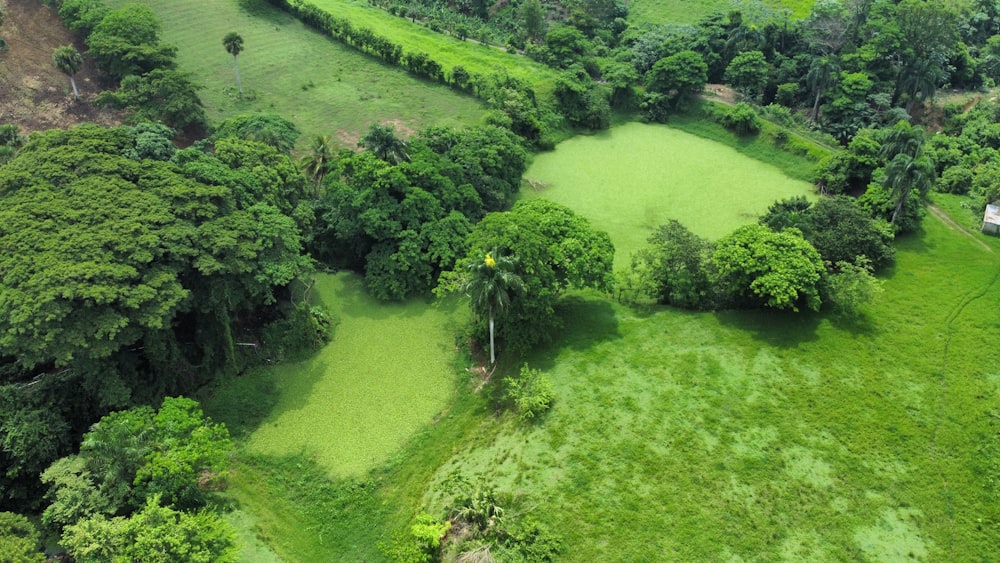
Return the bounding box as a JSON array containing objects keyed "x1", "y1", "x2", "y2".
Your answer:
[
  {"x1": 503, "y1": 365, "x2": 555, "y2": 421},
  {"x1": 937, "y1": 165, "x2": 974, "y2": 194},
  {"x1": 718, "y1": 103, "x2": 761, "y2": 136},
  {"x1": 822, "y1": 257, "x2": 883, "y2": 314}
]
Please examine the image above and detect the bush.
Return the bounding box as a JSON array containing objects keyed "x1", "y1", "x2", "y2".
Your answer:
[
  {"x1": 503, "y1": 365, "x2": 555, "y2": 421},
  {"x1": 937, "y1": 165, "x2": 974, "y2": 194},
  {"x1": 718, "y1": 103, "x2": 761, "y2": 136},
  {"x1": 822, "y1": 258, "x2": 883, "y2": 315}
]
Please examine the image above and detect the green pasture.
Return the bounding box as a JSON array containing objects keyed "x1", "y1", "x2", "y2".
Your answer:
[
  {"x1": 105, "y1": 0, "x2": 485, "y2": 147},
  {"x1": 424, "y1": 211, "x2": 1000, "y2": 560},
  {"x1": 241, "y1": 272, "x2": 465, "y2": 477},
  {"x1": 628, "y1": 0, "x2": 817, "y2": 25},
  {"x1": 308, "y1": 0, "x2": 560, "y2": 97},
  {"x1": 522, "y1": 121, "x2": 816, "y2": 267}
]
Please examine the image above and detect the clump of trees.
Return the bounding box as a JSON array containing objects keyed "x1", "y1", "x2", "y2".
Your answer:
[
  {"x1": 44, "y1": 397, "x2": 237, "y2": 562},
  {"x1": 54, "y1": 0, "x2": 205, "y2": 131},
  {"x1": 625, "y1": 193, "x2": 892, "y2": 314},
  {"x1": 439, "y1": 199, "x2": 615, "y2": 357},
  {"x1": 0, "y1": 123, "x2": 318, "y2": 509},
  {"x1": 310, "y1": 124, "x2": 527, "y2": 300}
]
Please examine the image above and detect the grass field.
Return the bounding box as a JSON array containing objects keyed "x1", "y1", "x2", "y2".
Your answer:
[
  {"x1": 308, "y1": 0, "x2": 561, "y2": 97},
  {"x1": 629, "y1": 0, "x2": 817, "y2": 25},
  {"x1": 105, "y1": 0, "x2": 486, "y2": 147},
  {"x1": 422, "y1": 210, "x2": 1000, "y2": 560},
  {"x1": 521, "y1": 121, "x2": 816, "y2": 267}
]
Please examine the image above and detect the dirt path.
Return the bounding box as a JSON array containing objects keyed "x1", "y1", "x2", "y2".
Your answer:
[{"x1": 927, "y1": 203, "x2": 993, "y2": 253}]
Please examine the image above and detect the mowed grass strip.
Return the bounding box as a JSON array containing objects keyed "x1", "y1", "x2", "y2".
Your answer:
[
  {"x1": 246, "y1": 272, "x2": 466, "y2": 477},
  {"x1": 521, "y1": 121, "x2": 816, "y2": 267},
  {"x1": 425, "y1": 211, "x2": 1000, "y2": 561},
  {"x1": 308, "y1": 0, "x2": 560, "y2": 96},
  {"x1": 105, "y1": 0, "x2": 485, "y2": 146},
  {"x1": 629, "y1": 0, "x2": 817, "y2": 25}
]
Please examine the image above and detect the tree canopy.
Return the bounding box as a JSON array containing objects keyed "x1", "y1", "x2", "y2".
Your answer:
[{"x1": 441, "y1": 199, "x2": 615, "y2": 356}]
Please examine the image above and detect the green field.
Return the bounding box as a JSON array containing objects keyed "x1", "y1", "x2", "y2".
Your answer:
[
  {"x1": 106, "y1": 0, "x2": 486, "y2": 147},
  {"x1": 308, "y1": 0, "x2": 561, "y2": 97},
  {"x1": 522, "y1": 121, "x2": 816, "y2": 267},
  {"x1": 420, "y1": 211, "x2": 1000, "y2": 560},
  {"x1": 629, "y1": 0, "x2": 817, "y2": 25}
]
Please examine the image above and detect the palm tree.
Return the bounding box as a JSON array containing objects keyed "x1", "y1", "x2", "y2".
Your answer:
[
  {"x1": 300, "y1": 134, "x2": 334, "y2": 196},
  {"x1": 359, "y1": 123, "x2": 410, "y2": 164},
  {"x1": 53, "y1": 45, "x2": 84, "y2": 101},
  {"x1": 223, "y1": 32, "x2": 244, "y2": 95},
  {"x1": 806, "y1": 55, "x2": 839, "y2": 121},
  {"x1": 883, "y1": 152, "x2": 934, "y2": 225},
  {"x1": 463, "y1": 250, "x2": 525, "y2": 365},
  {"x1": 879, "y1": 120, "x2": 925, "y2": 163}
]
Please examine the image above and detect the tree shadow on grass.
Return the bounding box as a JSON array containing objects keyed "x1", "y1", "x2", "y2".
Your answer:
[
  {"x1": 715, "y1": 308, "x2": 822, "y2": 348},
  {"x1": 527, "y1": 292, "x2": 622, "y2": 372},
  {"x1": 237, "y1": 0, "x2": 297, "y2": 25}
]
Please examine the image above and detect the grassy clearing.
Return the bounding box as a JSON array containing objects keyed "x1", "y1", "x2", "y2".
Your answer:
[
  {"x1": 629, "y1": 0, "x2": 816, "y2": 25},
  {"x1": 308, "y1": 0, "x2": 560, "y2": 97},
  {"x1": 242, "y1": 272, "x2": 465, "y2": 477},
  {"x1": 423, "y1": 211, "x2": 1000, "y2": 560},
  {"x1": 521, "y1": 121, "x2": 815, "y2": 267},
  {"x1": 105, "y1": 0, "x2": 485, "y2": 147}
]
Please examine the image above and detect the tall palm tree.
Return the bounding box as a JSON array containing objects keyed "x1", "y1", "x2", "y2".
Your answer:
[
  {"x1": 806, "y1": 55, "x2": 839, "y2": 121},
  {"x1": 359, "y1": 123, "x2": 409, "y2": 164},
  {"x1": 300, "y1": 134, "x2": 334, "y2": 195},
  {"x1": 883, "y1": 152, "x2": 934, "y2": 225},
  {"x1": 463, "y1": 251, "x2": 525, "y2": 365},
  {"x1": 223, "y1": 32, "x2": 244, "y2": 95},
  {"x1": 53, "y1": 45, "x2": 84, "y2": 101}
]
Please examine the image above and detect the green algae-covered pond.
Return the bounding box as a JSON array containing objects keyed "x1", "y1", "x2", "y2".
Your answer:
[{"x1": 522, "y1": 122, "x2": 816, "y2": 266}]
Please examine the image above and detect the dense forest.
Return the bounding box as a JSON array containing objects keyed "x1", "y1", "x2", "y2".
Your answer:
[{"x1": 1, "y1": 0, "x2": 999, "y2": 560}]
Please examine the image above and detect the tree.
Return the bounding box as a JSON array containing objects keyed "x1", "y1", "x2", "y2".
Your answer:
[
  {"x1": 300, "y1": 134, "x2": 334, "y2": 193},
  {"x1": 883, "y1": 152, "x2": 934, "y2": 225},
  {"x1": 211, "y1": 113, "x2": 300, "y2": 153},
  {"x1": 520, "y1": 0, "x2": 546, "y2": 44},
  {"x1": 713, "y1": 224, "x2": 825, "y2": 312},
  {"x1": 463, "y1": 251, "x2": 525, "y2": 365},
  {"x1": 61, "y1": 496, "x2": 237, "y2": 563},
  {"x1": 440, "y1": 199, "x2": 615, "y2": 355},
  {"x1": 53, "y1": 45, "x2": 84, "y2": 101},
  {"x1": 760, "y1": 196, "x2": 896, "y2": 271},
  {"x1": 724, "y1": 50, "x2": 770, "y2": 100},
  {"x1": 807, "y1": 55, "x2": 839, "y2": 120},
  {"x1": 0, "y1": 512, "x2": 45, "y2": 563},
  {"x1": 360, "y1": 123, "x2": 409, "y2": 164},
  {"x1": 878, "y1": 121, "x2": 934, "y2": 225},
  {"x1": 645, "y1": 51, "x2": 709, "y2": 110},
  {"x1": 96, "y1": 69, "x2": 206, "y2": 130},
  {"x1": 629, "y1": 220, "x2": 715, "y2": 309},
  {"x1": 222, "y1": 32, "x2": 244, "y2": 95},
  {"x1": 85, "y1": 4, "x2": 177, "y2": 81}
]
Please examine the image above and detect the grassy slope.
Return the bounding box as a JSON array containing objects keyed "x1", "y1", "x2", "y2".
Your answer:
[
  {"x1": 308, "y1": 0, "x2": 560, "y2": 97},
  {"x1": 521, "y1": 121, "x2": 815, "y2": 268},
  {"x1": 629, "y1": 0, "x2": 816, "y2": 25},
  {"x1": 424, "y1": 212, "x2": 1000, "y2": 560},
  {"x1": 105, "y1": 0, "x2": 485, "y2": 147}
]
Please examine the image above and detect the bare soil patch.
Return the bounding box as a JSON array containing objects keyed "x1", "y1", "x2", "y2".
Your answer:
[{"x1": 0, "y1": 0, "x2": 122, "y2": 135}]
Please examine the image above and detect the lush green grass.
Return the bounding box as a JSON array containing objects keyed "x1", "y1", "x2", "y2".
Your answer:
[
  {"x1": 629, "y1": 0, "x2": 817, "y2": 25},
  {"x1": 521, "y1": 121, "x2": 816, "y2": 267},
  {"x1": 308, "y1": 0, "x2": 560, "y2": 97},
  {"x1": 241, "y1": 273, "x2": 465, "y2": 477},
  {"x1": 421, "y1": 211, "x2": 1000, "y2": 560},
  {"x1": 105, "y1": 0, "x2": 485, "y2": 147}
]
